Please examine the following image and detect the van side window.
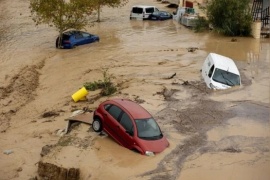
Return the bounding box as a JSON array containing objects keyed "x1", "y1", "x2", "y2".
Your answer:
[
  {"x1": 208, "y1": 65, "x2": 215, "y2": 78},
  {"x1": 145, "y1": 7, "x2": 154, "y2": 13},
  {"x1": 132, "y1": 7, "x2": 143, "y2": 14}
]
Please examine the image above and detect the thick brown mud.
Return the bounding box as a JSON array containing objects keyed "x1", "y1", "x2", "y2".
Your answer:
[{"x1": 0, "y1": 0, "x2": 269, "y2": 179}]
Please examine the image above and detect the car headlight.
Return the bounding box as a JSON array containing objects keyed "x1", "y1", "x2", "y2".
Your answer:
[{"x1": 145, "y1": 151, "x2": 155, "y2": 156}]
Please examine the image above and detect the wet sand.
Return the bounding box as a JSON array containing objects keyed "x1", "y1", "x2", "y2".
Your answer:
[{"x1": 0, "y1": 0, "x2": 269, "y2": 179}]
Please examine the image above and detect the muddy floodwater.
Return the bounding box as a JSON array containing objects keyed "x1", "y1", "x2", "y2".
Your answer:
[{"x1": 0, "y1": 0, "x2": 269, "y2": 179}]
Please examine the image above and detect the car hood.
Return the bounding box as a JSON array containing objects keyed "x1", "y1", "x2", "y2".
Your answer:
[{"x1": 137, "y1": 136, "x2": 169, "y2": 154}]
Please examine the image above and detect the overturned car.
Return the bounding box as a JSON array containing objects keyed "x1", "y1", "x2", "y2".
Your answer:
[{"x1": 201, "y1": 53, "x2": 241, "y2": 90}]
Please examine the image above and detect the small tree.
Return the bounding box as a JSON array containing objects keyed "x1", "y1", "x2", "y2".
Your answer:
[
  {"x1": 194, "y1": 16, "x2": 209, "y2": 33},
  {"x1": 207, "y1": 0, "x2": 252, "y2": 36},
  {"x1": 90, "y1": 0, "x2": 129, "y2": 22},
  {"x1": 29, "y1": 0, "x2": 96, "y2": 47}
]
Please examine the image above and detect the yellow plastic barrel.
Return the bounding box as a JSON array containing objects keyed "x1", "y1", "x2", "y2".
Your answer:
[{"x1": 71, "y1": 87, "x2": 88, "y2": 102}]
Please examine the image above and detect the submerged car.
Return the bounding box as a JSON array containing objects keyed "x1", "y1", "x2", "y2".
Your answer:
[
  {"x1": 130, "y1": 5, "x2": 159, "y2": 20},
  {"x1": 56, "y1": 30, "x2": 99, "y2": 49},
  {"x1": 148, "y1": 11, "x2": 173, "y2": 20},
  {"x1": 201, "y1": 53, "x2": 241, "y2": 90},
  {"x1": 92, "y1": 99, "x2": 169, "y2": 156}
]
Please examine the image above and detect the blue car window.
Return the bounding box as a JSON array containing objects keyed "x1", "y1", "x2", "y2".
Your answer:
[
  {"x1": 75, "y1": 33, "x2": 83, "y2": 39},
  {"x1": 82, "y1": 33, "x2": 90, "y2": 38}
]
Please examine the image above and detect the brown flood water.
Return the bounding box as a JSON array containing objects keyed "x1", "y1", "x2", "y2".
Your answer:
[{"x1": 0, "y1": 0, "x2": 269, "y2": 179}]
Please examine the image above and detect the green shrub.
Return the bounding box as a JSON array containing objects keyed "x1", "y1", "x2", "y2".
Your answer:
[
  {"x1": 207, "y1": 0, "x2": 252, "y2": 36},
  {"x1": 194, "y1": 16, "x2": 210, "y2": 32},
  {"x1": 84, "y1": 69, "x2": 117, "y2": 96}
]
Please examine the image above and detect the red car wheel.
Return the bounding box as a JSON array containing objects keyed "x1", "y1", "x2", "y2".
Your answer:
[{"x1": 92, "y1": 118, "x2": 102, "y2": 132}]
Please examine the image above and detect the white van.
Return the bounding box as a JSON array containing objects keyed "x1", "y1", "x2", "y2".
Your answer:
[
  {"x1": 130, "y1": 5, "x2": 159, "y2": 20},
  {"x1": 173, "y1": 7, "x2": 197, "y2": 27},
  {"x1": 201, "y1": 53, "x2": 241, "y2": 90}
]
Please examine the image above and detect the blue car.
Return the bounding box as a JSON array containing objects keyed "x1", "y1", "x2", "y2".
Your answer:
[
  {"x1": 56, "y1": 30, "x2": 100, "y2": 49},
  {"x1": 148, "y1": 11, "x2": 173, "y2": 21}
]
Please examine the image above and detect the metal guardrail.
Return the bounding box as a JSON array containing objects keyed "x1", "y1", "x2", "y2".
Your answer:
[
  {"x1": 261, "y1": 6, "x2": 269, "y2": 27},
  {"x1": 252, "y1": 0, "x2": 269, "y2": 28},
  {"x1": 252, "y1": 0, "x2": 263, "y2": 21}
]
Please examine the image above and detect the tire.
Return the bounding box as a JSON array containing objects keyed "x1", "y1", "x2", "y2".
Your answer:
[
  {"x1": 56, "y1": 37, "x2": 60, "y2": 48},
  {"x1": 92, "y1": 118, "x2": 102, "y2": 132},
  {"x1": 72, "y1": 44, "x2": 77, "y2": 49}
]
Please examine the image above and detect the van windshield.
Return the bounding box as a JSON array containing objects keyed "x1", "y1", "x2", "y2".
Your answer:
[{"x1": 212, "y1": 68, "x2": 240, "y2": 86}]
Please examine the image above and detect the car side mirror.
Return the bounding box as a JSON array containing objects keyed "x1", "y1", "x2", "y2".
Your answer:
[{"x1": 126, "y1": 130, "x2": 133, "y2": 136}]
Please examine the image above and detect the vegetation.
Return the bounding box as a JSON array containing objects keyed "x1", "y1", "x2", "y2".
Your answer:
[
  {"x1": 30, "y1": 0, "x2": 97, "y2": 32},
  {"x1": 206, "y1": 0, "x2": 252, "y2": 36},
  {"x1": 84, "y1": 69, "x2": 117, "y2": 96},
  {"x1": 29, "y1": 0, "x2": 97, "y2": 47},
  {"x1": 91, "y1": 0, "x2": 129, "y2": 22},
  {"x1": 194, "y1": 16, "x2": 209, "y2": 33},
  {"x1": 29, "y1": 0, "x2": 128, "y2": 47}
]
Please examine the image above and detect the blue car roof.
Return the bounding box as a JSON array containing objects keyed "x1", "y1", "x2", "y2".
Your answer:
[{"x1": 63, "y1": 30, "x2": 87, "y2": 36}]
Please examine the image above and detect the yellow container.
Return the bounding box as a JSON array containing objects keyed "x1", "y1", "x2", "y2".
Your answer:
[{"x1": 71, "y1": 87, "x2": 88, "y2": 102}]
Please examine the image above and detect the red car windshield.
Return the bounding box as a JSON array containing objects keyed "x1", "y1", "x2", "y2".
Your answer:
[{"x1": 135, "y1": 118, "x2": 163, "y2": 140}]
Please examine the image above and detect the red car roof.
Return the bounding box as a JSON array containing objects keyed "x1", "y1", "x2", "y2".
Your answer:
[{"x1": 109, "y1": 99, "x2": 152, "y2": 119}]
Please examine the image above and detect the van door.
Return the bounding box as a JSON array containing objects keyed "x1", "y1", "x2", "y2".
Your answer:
[
  {"x1": 131, "y1": 7, "x2": 143, "y2": 19},
  {"x1": 144, "y1": 7, "x2": 156, "y2": 19}
]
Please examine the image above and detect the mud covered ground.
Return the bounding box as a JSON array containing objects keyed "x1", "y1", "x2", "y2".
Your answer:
[{"x1": 0, "y1": 0, "x2": 269, "y2": 179}]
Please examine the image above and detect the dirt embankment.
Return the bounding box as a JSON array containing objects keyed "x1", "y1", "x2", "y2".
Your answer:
[{"x1": 0, "y1": 61, "x2": 45, "y2": 132}]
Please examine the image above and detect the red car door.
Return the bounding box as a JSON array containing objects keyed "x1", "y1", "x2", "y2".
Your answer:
[
  {"x1": 105, "y1": 105, "x2": 129, "y2": 147},
  {"x1": 117, "y1": 112, "x2": 135, "y2": 149}
]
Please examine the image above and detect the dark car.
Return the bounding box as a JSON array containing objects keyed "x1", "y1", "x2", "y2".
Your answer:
[
  {"x1": 56, "y1": 30, "x2": 99, "y2": 49},
  {"x1": 148, "y1": 11, "x2": 173, "y2": 20},
  {"x1": 92, "y1": 99, "x2": 169, "y2": 156}
]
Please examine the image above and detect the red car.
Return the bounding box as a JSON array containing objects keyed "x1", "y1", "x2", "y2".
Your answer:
[{"x1": 92, "y1": 99, "x2": 169, "y2": 156}]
